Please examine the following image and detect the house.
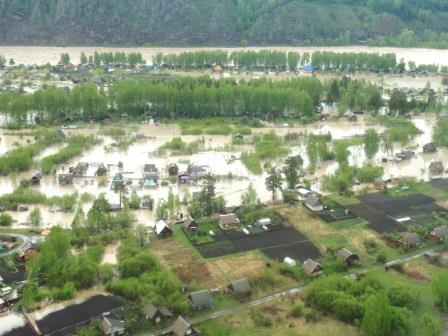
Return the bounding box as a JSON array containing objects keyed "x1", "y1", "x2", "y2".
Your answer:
[
  {"x1": 182, "y1": 216, "x2": 198, "y2": 232},
  {"x1": 256, "y1": 218, "x2": 272, "y2": 227},
  {"x1": 344, "y1": 111, "x2": 358, "y2": 122},
  {"x1": 171, "y1": 316, "x2": 199, "y2": 336},
  {"x1": 374, "y1": 179, "x2": 387, "y2": 190},
  {"x1": 190, "y1": 165, "x2": 207, "y2": 179},
  {"x1": 305, "y1": 194, "x2": 324, "y2": 212},
  {"x1": 423, "y1": 142, "x2": 437, "y2": 153},
  {"x1": 155, "y1": 220, "x2": 173, "y2": 239},
  {"x1": 396, "y1": 151, "x2": 415, "y2": 160},
  {"x1": 398, "y1": 233, "x2": 421, "y2": 249},
  {"x1": 111, "y1": 173, "x2": 125, "y2": 190},
  {"x1": 58, "y1": 173, "x2": 74, "y2": 185},
  {"x1": 100, "y1": 315, "x2": 125, "y2": 336},
  {"x1": 143, "y1": 164, "x2": 159, "y2": 177},
  {"x1": 168, "y1": 163, "x2": 179, "y2": 176},
  {"x1": 178, "y1": 172, "x2": 190, "y2": 184},
  {"x1": 17, "y1": 242, "x2": 39, "y2": 261},
  {"x1": 429, "y1": 225, "x2": 448, "y2": 242},
  {"x1": 429, "y1": 161, "x2": 444, "y2": 175},
  {"x1": 70, "y1": 162, "x2": 89, "y2": 177},
  {"x1": 303, "y1": 64, "x2": 315, "y2": 73},
  {"x1": 187, "y1": 290, "x2": 213, "y2": 311},
  {"x1": 144, "y1": 303, "x2": 173, "y2": 324},
  {"x1": 96, "y1": 164, "x2": 109, "y2": 177},
  {"x1": 290, "y1": 154, "x2": 304, "y2": 166},
  {"x1": 218, "y1": 214, "x2": 239, "y2": 230},
  {"x1": 303, "y1": 259, "x2": 323, "y2": 277},
  {"x1": 335, "y1": 248, "x2": 360, "y2": 266},
  {"x1": 227, "y1": 278, "x2": 252, "y2": 298},
  {"x1": 30, "y1": 171, "x2": 42, "y2": 185}
]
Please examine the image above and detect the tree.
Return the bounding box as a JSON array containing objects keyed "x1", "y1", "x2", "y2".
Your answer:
[
  {"x1": 433, "y1": 118, "x2": 448, "y2": 147},
  {"x1": 155, "y1": 201, "x2": 168, "y2": 220},
  {"x1": 389, "y1": 90, "x2": 409, "y2": 115},
  {"x1": 381, "y1": 131, "x2": 394, "y2": 157},
  {"x1": 283, "y1": 156, "x2": 300, "y2": 189},
  {"x1": 28, "y1": 208, "x2": 42, "y2": 227},
  {"x1": 241, "y1": 183, "x2": 260, "y2": 207},
  {"x1": 333, "y1": 142, "x2": 349, "y2": 166},
  {"x1": 368, "y1": 90, "x2": 383, "y2": 114},
  {"x1": 362, "y1": 293, "x2": 392, "y2": 336},
  {"x1": 200, "y1": 174, "x2": 216, "y2": 217},
  {"x1": 80, "y1": 52, "x2": 88, "y2": 65},
  {"x1": 327, "y1": 79, "x2": 340, "y2": 103},
  {"x1": 0, "y1": 55, "x2": 5, "y2": 67},
  {"x1": 432, "y1": 271, "x2": 448, "y2": 312},
  {"x1": 265, "y1": 167, "x2": 283, "y2": 203},
  {"x1": 59, "y1": 53, "x2": 71, "y2": 65},
  {"x1": 420, "y1": 314, "x2": 442, "y2": 336},
  {"x1": 364, "y1": 129, "x2": 380, "y2": 159},
  {"x1": 128, "y1": 191, "x2": 141, "y2": 209}
]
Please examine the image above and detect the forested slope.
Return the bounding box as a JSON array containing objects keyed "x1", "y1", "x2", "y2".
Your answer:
[{"x1": 0, "y1": 0, "x2": 447, "y2": 47}]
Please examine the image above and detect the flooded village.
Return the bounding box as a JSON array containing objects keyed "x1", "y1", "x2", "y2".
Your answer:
[{"x1": 0, "y1": 47, "x2": 448, "y2": 336}]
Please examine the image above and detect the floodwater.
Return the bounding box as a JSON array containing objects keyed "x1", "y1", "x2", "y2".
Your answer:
[
  {"x1": 0, "y1": 312, "x2": 27, "y2": 335},
  {"x1": 0, "y1": 46, "x2": 448, "y2": 66},
  {"x1": 0, "y1": 115, "x2": 443, "y2": 229}
]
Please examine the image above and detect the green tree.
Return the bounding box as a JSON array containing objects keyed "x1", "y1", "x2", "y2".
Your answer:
[
  {"x1": 80, "y1": 52, "x2": 88, "y2": 65},
  {"x1": 28, "y1": 207, "x2": 42, "y2": 227},
  {"x1": 432, "y1": 271, "x2": 448, "y2": 312},
  {"x1": 283, "y1": 156, "x2": 300, "y2": 189},
  {"x1": 0, "y1": 55, "x2": 5, "y2": 67},
  {"x1": 265, "y1": 167, "x2": 283, "y2": 203},
  {"x1": 200, "y1": 174, "x2": 216, "y2": 217},
  {"x1": 241, "y1": 183, "x2": 260, "y2": 207},
  {"x1": 389, "y1": 90, "x2": 409, "y2": 115},
  {"x1": 361, "y1": 293, "x2": 392, "y2": 336},
  {"x1": 364, "y1": 129, "x2": 380, "y2": 159},
  {"x1": 59, "y1": 53, "x2": 71, "y2": 65},
  {"x1": 128, "y1": 191, "x2": 141, "y2": 209},
  {"x1": 333, "y1": 142, "x2": 349, "y2": 166}
]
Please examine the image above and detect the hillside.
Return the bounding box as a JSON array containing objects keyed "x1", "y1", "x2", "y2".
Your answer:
[{"x1": 0, "y1": 0, "x2": 448, "y2": 47}]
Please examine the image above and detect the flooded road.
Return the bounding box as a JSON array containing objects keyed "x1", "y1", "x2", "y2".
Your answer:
[
  {"x1": 0, "y1": 46, "x2": 448, "y2": 66},
  {"x1": 0, "y1": 115, "x2": 442, "y2": 229}
]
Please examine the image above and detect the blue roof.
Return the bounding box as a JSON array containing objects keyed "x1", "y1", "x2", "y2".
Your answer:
[{"x1": 303, "y1": 64, "x2": 315, "y2": 71}]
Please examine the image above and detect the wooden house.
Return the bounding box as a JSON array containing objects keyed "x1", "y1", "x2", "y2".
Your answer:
[
  {"x1": 187, "y1": 290, "x2": 213, "y2": 311},
  {"x1": 398, "y1": 233, "x2": 421, "y2": 249},
  {"x1": 100, "y1": 315, "x2": 125, "y2": 336},
  {"x1": 58, "y1": 173, "x2": 74, "y2": 185},
  {"x1": 182, "y1": 216, "x2": 198, "y2": 232},
  {"x1": 171, "y1": 316, "x2": 199, "y2": 336},
  {"x1": 144, "y1": 303, "x2": 173, "y2": 324},
  {"x1": 227, "y1": 278, "x2": 252, "y2": 298},
  {"x1": 429, "y1": 161, "x2": 444, "y2": 175},
  {"x1": 335, "y1": 248, "x2": 359, "y2": 266},
  {"x1": 305, "y1": 194, "x2": 324, "y2": 212},
  {"x1": 168, "y1": 163, "x2": 179, "y2": 176},
  {"x1": 423, "y1": 142, "x2": 437, "y2": 153},
  {"x1": 155, "y1": 220, "x2": 173, "y2": 239},
  {"x1": 303, "y1": 258, "x2": 323, "y2": 277},
  {"x1": 429, "y1": 225, "x2": 448, "y2": 242},
  {"x1": 218, "y1": 214, "x2": 239, "y2": 230}
]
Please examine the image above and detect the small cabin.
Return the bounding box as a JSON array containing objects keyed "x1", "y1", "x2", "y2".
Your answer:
[
  {"x1": 187, "y1": 290, "x2": 213, "y2": 311},
  {"x1": 218, "y1": 214, "x2": 239, "y2": 230},
  {"x1": 429, "y1": 161, "x2": 444, "y2": 175},
  {"x1": 178, "y1": 172, "x2": 190, "y2": 184},
  {"x1": 398, "y1": 233, "x2": 421, "y2": 249},
  {"x1": 58, "y1": 173, "x2": 74, "y2": 185},
  {"x1": 423, "y1": 142, "x2": 437, "y2": 153},
  {"x1": 30, "y1": 172, "x2": 42, "y2": 185},
  {"x1": 168, "y1": 163, "x2": 179, "y2": 176},
  {"x1": 335, "y1": 248, "x2": 360, "y2": 266},
  {"x1": 171, "y1": 316, "x2": 199, "y2": 336},
  {"x1": 303, "y1": 258, "x2": 323, "y2": 277},
  {"x1": 143, "y1": 303, "x2": 173, "y2": 324},
  {"x1": 227, "y1": 278, "x2": 252, "y2": 298},
  {"x1": 183, "y1": 216, "x2": 198, "y2": 232},
  {"x1": 155, "y1": 220, "x2": 172, "y2": 239},
  {"x1": 100, "y1": 315, "x2": 125, "y2": 336},
  {"x1": 305, "y1": 194, "x2": 324, "y2": 212},
  {"x1": 429, "y1": 225, "x2": 448, "y2": 242}
]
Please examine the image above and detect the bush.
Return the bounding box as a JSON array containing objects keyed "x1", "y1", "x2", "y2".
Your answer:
[
  {"x1": 0, "y1": 213, "x2": 12, "y2": 226},
  {"x1": 241, "y1": 152, "x2": 262, "y2": 174},
  {"x1": 249, "y1": 309, "x2": 273, "y2": 328},
  {"x1": 290, "y1": 302, "x2": 304, "y2": 317},
  {"x1": 305, "y1": 310, "x2": 318, "y2": 322},
  {"x1": 282, "y1": 190, "x2": 298, "y2": 204},
  {"x1": 52, "y1": 282, "x2": 76, "y2": 301},
  {"x1": 376, "y1": 253, "x2": 387, "y2": 263},
  {"x1": 253, "y1": 270, "x2": 278, "y2": 290}
]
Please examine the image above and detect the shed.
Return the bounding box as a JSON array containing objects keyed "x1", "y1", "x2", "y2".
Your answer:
[
  {"x1": 183, "y1": 216, "x2": 198, "y2": 232},
  {"x1": 144, "y1": 303, "x2": 173, "y2": 324},
  {"x1": 423, "y1": 143, "x2": 437, "y2": 153},
  {"x1": 171, "y1": 316, "x2": 199, "y2": 336},
  {"x1": 100, "y1": 315, "x2": 125, "y2": 336},
  {"x1": 429, "y1": 161, "x2": 444, "y2": 175},
  {"x1": 303, "y1": 64, "x2": 315, "y2": 73},
  {"x1": 256, "y1": 218, "x2": 272, "y2": 226},
  {"x1": 227, "y1": 278, "x2": 252, "y2": 298},
  {"x1": 58, "y1": 173, "x2": 74, "y2": 185},
  {"x1": 155, "y1": 220, "x2": 173, "y2": 239},
  {"x1": 335, "y1": 248, "x2": 359, "y2": 266},
  {"x1": 374, "y1": 179, "x2": 387, "y2": 190},
  {"x1": 291, "y1": 154, "x2": 304, "y2": 166},
  {"x1": 143, "y1": 164, "x2": 159, "y2": 176},
  {"x1": 397, "y1": 151, "x2": 415, "y2": 160},
  {"x1": 71, "y1": 162, "x2": 89, "y2": 177},
  {"x1": 178, "y1": 172, "x2": 190, "y2": 184},
  {"x1": 30, "y1": 171, "x2": 42, "y2": 185},
  {"x1": 398, "y1": 233, "x2": 421, "y2": 249},
  {"x1": 305, "y1": 194, "x2": 324, "y2": 212},
  {"x1": 303, "y1": 258, "x2": 323, "y2": 277},
  {"x1": 168, "y1": 163, "x2": 179, "y2": 176},
  {"x1": 190, "y1": 165, "x2": 207, "y2": 179},
  {"x1": 429, "y1": 225, "x2": 448, "y2": 242},
  {"x1": 187, "y1": 290, "x2": 213, "y2": 310},
  {"x1": 218, "y1": 214, "x2": 239, "y2": 230}
]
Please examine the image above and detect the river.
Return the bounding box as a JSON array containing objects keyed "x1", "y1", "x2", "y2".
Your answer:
[{"x1": 0, "y1": 46, "x2": 447, "y2": 66}]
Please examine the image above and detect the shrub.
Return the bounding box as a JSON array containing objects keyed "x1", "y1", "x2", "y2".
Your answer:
[
  {"x1": 290, "y1": 302, "x2": 304, "y2": 317},
  {"x1": 241, "y1": 152, "x2": 262, "y2": 174},
  {"x1": 0, "y1": 213, "x2": 12, "y2": 226},
  {"x1": 249, "y1": 309, "x2": 273, "y2": 328},
  {"x1": 305, "y1": 310, "x2": 318, "y2": 322}
]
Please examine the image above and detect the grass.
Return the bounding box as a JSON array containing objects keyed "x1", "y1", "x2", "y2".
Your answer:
[
  {"x1": 241, "y1": 152, "x2": 263, "y2": 174},
  {"x1": 388, "y1": 179, "x2": 448, "y2": 200}
]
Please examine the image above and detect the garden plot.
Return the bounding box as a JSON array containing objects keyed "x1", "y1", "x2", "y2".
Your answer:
[
  {"x1": 429, "y1": 178, "x2": 448, "y2": 192},
  {"x1": 314, "y1": 198, "x2": 357, "y2": 223}
]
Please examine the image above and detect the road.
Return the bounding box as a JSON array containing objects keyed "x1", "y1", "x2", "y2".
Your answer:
[{"x1": 142, "y1": 244, "x2": 443, "y2": 336}]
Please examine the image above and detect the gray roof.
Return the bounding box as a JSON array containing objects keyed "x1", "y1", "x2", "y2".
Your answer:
[
  {"x1": 306, "y1": 194, "x2": 322, "y2": 208},
  {"x1": 429, "y1": 161, "x2": 444, "y2": 173},
  {"x1": 229, "y1": 278, "x2": 252, "y2": 294},
  {"x1": 336, "y1": 248, "x2": 356, "y2": 261},
  {"x1": 423, "y1": 143, "x2": 437, "y2": 152},
  {"x1": 188, "y1": 289, "x2": 213, "y2": 307},
  {"x1": 143, "y1": 303, "x2": 158, "y2": 318},
  {"x1": 303, "y1": 258, "x2": 322, "y2": 274},
  {"x1": 183, "y1": 216, "x2": 197, "y2": 229},
  {"x1": 101, "y1": 316, "x2": 125, "y2": 333},
  {"x1": 143, "y1": 164, "x2": 158, "y2": 173},
  {"x1": 401, "y1": 232, "x2": 421, "y2": 245},
  {"x1": 219, "y1": 214, "x2": 238, "y2": 226},
  {"x1": 431, "y1": 225, "x2": 448, "y2": 239},
  {"x1": 172, "y1": 316, "x2": 192, "y2": 336}
]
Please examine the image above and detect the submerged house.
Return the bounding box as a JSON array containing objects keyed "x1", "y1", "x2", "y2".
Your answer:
[
  {"x1": 143, "y1": 164, "x2": 159, "y2": 187},
  {"x1": 396, "y1": 151, "x2": 415, "y2": 160},
  {"x1": 227, "y1": 278, "x2": 252, "y2": 298},
  {"x1": 178, "y1": 172, "x2": 190, "y2": 184},
  {"x1": 58, "y1": 173, "x2": 74, "y2": 185},
  {"x1": 168, "y1": 163, "x2": 179, "y2": 176},
  {"x1": 171, "y1": 316, "x2": 199, "y2": 336},
  {"x1": 30, "y1": 171, "x2": 42, "y2": 185},
  {"x1": 429, "y1": 161, "x2": 445, "y2": 175},
  {"x1": 187, "y1": 290, "x2": 213, "y2": 311},
  {"x1": 336, "y1": 248, "x2": 360, "y2": 266},
  {"x1": 218, "y1": 214, "x2": 239, "y2": 230},
  {"x1": 190, "y1": 165, "x2": 207, "y2": 179},
  {"x1": 155, "y1": 220, "x2": 172, "y2": 239},
  {"x1": 398, "y1": 233, "x2": 421, "y2": 249},
  {"x1": 303, "y1": 259, "x2": 323, "y2": 277},
  {"x1": 70, "y1": 162, "x2": 89, "y2": 177},
  {"x1": 423, "y1": 142, "x2": 437, "y2": 153}
]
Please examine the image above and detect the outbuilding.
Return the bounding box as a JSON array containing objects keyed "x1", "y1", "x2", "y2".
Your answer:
[
  {"x1": 58, "y1": 173, "x2": 74, "y2": 185},
  {"x1": 155, "y1": 220, "x2": 173, "y2": 239},
  {"x1": 218, "y1": 214, "x2": 239, "y2": 230},
  {"x1": 398, "y1": 233, "x2": 421, "y2": 249},
  {"x1": 429, "y1": 161, "x2": 444, "y2": 175},
  {"x1": 182, "y1": 216, "x2": 198, "y2": 232},
  {"x1": 144, "y1": 303, "x2": 173, "y2": 324},
  {"x1": 335, "y1": 248, "x2": 360, "y2": 266},
  {"x1": 227, "y1": 278, "x2": 252, "y2": 298},
  {"x1": 429, "y1": 225, "x2": 448, "y2": 242},
  {"x1": 187, "y1": 290, "x2": 213, "y2": 311},
  {"x1": 100, "y1": 315, "x2": 125, "y2": 336},
  {"x1": 171, "y1": 316, "x2": 199, "y2": 336},
  {"x1": 303, "y1": 258, "x2": 323, "y2": 277}
]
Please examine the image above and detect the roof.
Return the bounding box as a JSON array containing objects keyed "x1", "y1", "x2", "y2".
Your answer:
[
  {"x1": 303, "y1": 64, "x2": 315, "y2": 71},
  {"x1": 190, "y1": 165, "x2": 206, "y2": 173},
  {"x1": 143, "y1": 303, "x2": 158, "y2": 318},
  {"x1": 291, "y1": 155, "x2": 304, "y2": 165},
  {"x1": 143, "y1": 164, "x2": 158, "y2": 173},
  {"x1": 431, "y1": 225, "x2": 448, "y2": 239},
  {"x1": 336, "y1": 248, "x2": 356, "y2": 261},
  {"x1": 188, "y1": 289, "x2": 213, "y2": 307},
  {"x1": 429, "y1": 161, "x2": 444, "y2": 172},
  {"x1": 183, "y1": 216, "x2": 197, "y2": 229},
  {"x1": 172, "y1": 316, "x2": 191, "y2": 336},
  {"x1": 229, "y1": 278, "x2": 252, "y2": 294},
  {"x1": 401, "y1": 232, "x2": 421, "y2": 245},
  {"x1": 423, "y1": 143, "x2": 437, "y2": 152},
  {"x1": 101, "y1": 316, "x2": 125, "y2": 333},
  {"x1": 303, "y1": 258, "x2": 322, "y2": 274},
  {"x1": 306, "y1": 194, "x2": 322, "y2": 208},
  {"x1": 219, "y1": 214, "x2": 238, "y2": 225},
  {"x1": 155, "y1": 220, "x2": 170, "y2": 235},
  {"x1": 168, "y1": 163, "x2": 179, "y2": 169}
]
